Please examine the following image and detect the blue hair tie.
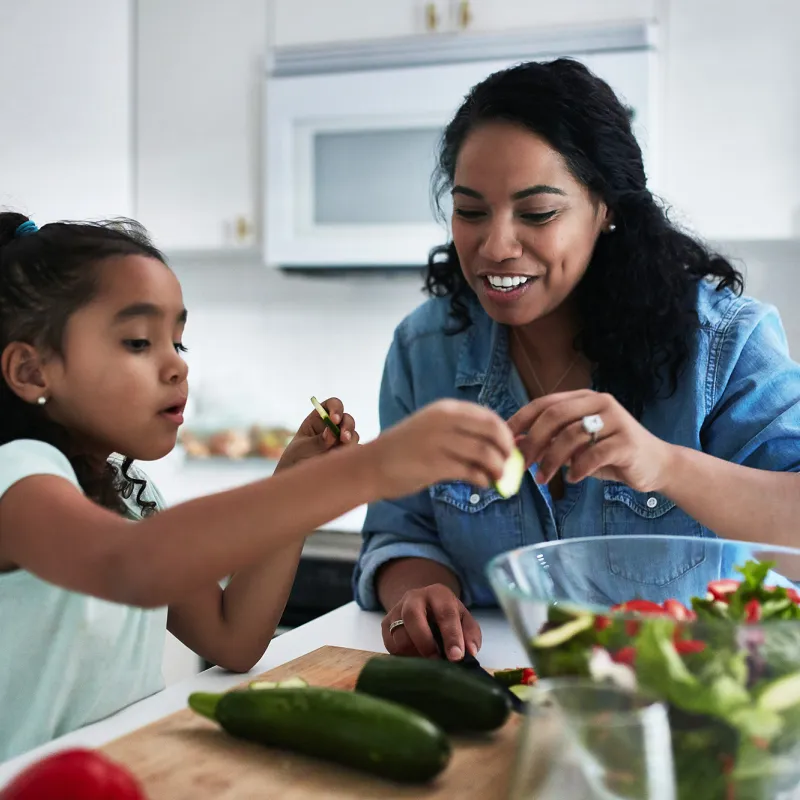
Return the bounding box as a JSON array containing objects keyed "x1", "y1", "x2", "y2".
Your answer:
[{"x1": 15, "y1": 220, "x2": 39, "y2": 238}]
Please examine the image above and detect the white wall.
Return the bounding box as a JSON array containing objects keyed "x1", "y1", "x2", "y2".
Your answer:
[{"x1": 173, "y1": 264, "x2": 425, "y2": 443}]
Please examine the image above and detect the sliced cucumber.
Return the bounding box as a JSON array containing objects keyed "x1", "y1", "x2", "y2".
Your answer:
[
  {"x1": 531, "y1": 614, "x2": 594, "y2": 649},
  {"x1": 494, "y1": 448, "x2": 525, "y2": 498},
  {"x1": 249, "y1": 677, "x2": 309, "y2": 691},
  {"x1": 758, "y1": 671, "x2": 800, "y2": 712},
  {"x1": 310, "y1": 396, "x2": 341, "y2": 438},
  {"x1": 509, "y1": 684, "x2": 536, "y2": 702}
]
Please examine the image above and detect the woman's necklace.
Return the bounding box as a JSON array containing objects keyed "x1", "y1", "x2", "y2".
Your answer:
[{"x1": 513, "y1": 328, "x2": 580, "y2": 397}]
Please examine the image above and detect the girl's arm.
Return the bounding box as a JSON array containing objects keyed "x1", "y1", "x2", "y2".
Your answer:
[{"x1": 0, "y1": 399, "x2": 514, "y2": 630}]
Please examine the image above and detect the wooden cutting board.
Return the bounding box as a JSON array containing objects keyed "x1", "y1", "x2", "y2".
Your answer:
[{"x1": 102, "y1": 646, "x2": 523, "y2": 799}]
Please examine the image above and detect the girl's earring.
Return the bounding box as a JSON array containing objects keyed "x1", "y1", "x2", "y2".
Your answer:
[{"x1": 36, "y1": 396, "x2": 47, "y2": 406}]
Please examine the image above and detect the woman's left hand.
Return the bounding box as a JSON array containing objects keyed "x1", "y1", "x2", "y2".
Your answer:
[{"x1": 508, "y1": 389, "x2": 675, "y2": 493}]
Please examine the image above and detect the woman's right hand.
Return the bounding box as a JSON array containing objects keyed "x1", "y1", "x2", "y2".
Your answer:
[
  {"x1": 381, "y1": 583, "x2": 482, "y2": 661},
  {"x1": 367, "y1": 399, "x2": 515, "y2": 500}
]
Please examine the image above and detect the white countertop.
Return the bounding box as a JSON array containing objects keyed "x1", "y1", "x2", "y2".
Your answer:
[{"x1": 0, "y1": 602, "x2": 527, "y2": 787}]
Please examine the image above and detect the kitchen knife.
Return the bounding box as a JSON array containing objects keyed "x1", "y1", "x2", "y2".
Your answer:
[{"x1": 428, "y1": 617, "x2": 526, "y2": 713}]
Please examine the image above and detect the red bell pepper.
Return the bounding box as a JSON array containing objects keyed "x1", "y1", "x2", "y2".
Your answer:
[
  {"x1": 0, "y1": 748, "x2": 146, "y2": 800},
  {"x1": 707, "y1": 579, "x2": 740, "y2": 602},
  {"x1": 745, "y1": 598, "x2": 762, "y2": 623}
]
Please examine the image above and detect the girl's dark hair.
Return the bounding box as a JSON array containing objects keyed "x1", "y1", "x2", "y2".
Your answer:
[
  {"x1": 0, "y1": 212, "x2": 166, "y2": 516},
  {"x1": 425, "y1": 58, "x2": 743, "y2": 418}
]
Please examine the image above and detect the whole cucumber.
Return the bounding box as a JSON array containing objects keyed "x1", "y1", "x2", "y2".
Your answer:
[
  {"x1": 189, "y1": 686, "x2": 451, "y2": 783},
  {"x1": 355, "y1": 656, "x2": 511, "y2": 732}
]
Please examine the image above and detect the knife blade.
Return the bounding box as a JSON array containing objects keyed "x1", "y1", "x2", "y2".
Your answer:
[{"x1": 428, "y1": 617, "x2": 526, "y2": 713}]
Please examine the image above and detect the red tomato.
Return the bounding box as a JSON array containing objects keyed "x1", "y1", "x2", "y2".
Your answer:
[
  {"x1": 663, "y1": 599, "x2": 695, "y2": 621},
  {"x1": 766, "y1": 586, "x2": 800, "y2": 604},
  {"x1": 745, "y1": 598, "x2": 762, "y2": 623},
  {"x1": 707, "y1": 579, "x2": 740, "y2": 602},
  {"x1": 611, "y1": 647, "x2": 636, "y2": 666},
  {"x1": 612, "y1": 600, "x2": 666, "y2": 614},
  {"x1": 0, "y1": 748, "x2": 145, "y2": 800},
  {"x1": 675, "y1": 639, "x2": 706, "y2": 655}
]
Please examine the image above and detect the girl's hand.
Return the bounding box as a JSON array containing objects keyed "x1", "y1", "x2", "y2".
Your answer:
[
  {"x1": 276, "y1": 397, "x2": 359, "y2": 472},
  {"x1": 508, "y1": 389, "x2": 675, "y2": 492},
  {"x1": 367, "y1": 399, "x2": 515, "y2": 500}
]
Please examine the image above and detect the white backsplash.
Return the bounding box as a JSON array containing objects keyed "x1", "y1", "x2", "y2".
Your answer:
[{"x1": 172, "y1": 263, "x2": 427, "y2": 443}]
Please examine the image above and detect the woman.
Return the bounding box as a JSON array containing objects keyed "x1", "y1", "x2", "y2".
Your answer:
[{"x1": 353, "y1": 58, "x2": 800, "y2": 663}]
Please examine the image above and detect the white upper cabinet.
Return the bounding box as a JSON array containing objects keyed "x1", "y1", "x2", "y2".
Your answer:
[
  {"x1": 273, "y1": 0, "x2": 657, "y2": 46},
  {"x1": 274, "y1": 1, "x2": 438, "y2": 46},
  {"x1": 0, "y1": 1, "x2": 132, "y2": 223},
  {"x1": 135, "y1": 0, "x2": 267, "y2": 252}
]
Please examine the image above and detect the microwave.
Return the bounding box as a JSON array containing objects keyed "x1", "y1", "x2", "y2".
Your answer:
[{"x1": 264, "y1": 24, "x2": 658, "y2": 269}]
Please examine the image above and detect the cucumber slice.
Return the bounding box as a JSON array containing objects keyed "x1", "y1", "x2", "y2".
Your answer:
[
  {"x1": 310, "y1": 396, "x2": 341, "y2": 438},
  {"x1": 494, "y1": 448, "x2": 525, "y2": 498},
  {"x1": 509, "y1": 684, "x2": 536, "y2": 702},
  {"x1": 249, "y1": 677, "x2": 309, "y2": 691},
  {"x1": 758, "y1": 671, "x2": 800, "y2": 712},
  {"x1": 531, "y1": 614, "x2": 594, "y2": 649}
]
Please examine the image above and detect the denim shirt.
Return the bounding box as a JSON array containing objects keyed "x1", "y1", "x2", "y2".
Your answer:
[{"x1": 354, "y1": 281, "x2": 800, "y2": 610}]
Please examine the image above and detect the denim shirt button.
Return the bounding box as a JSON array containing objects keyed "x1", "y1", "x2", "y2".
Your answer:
[
  {"x1": 646, "y1": 496, "x2": 658, "y2": 509},
  {"x1": 469, "y1": 493, "x2": 481, "y2": 505}
]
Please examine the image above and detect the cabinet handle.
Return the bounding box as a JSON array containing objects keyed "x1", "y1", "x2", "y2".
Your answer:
[
  {"x1": 235, "y1": 216, "x2": 252, "y2": 243},
  {"x1": 425, "y1": 2, "x2": 439, "y2": 31},
  {"x1": 458, "y1": 0, "x2": 471, "y2": 29}
]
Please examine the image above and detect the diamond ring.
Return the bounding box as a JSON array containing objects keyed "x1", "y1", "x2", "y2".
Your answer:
[{"x1": 582, "y1": 414, "x2": 605, "y2": 445}]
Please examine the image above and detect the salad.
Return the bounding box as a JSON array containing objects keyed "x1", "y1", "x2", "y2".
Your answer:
[{"x1": 529, "y1": 561, "x2": 800, "y2": 800}]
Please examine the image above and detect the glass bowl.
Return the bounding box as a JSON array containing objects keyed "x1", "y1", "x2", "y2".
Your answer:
[{"x1": 487, "y1": 535, "x2": 800, "y2": 800}]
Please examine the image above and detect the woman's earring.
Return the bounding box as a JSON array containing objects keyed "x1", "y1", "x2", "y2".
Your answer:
[
  {"x1": 36, "y1": 396, "x2": 47, "y2": 406},
  {"x1": 607, "y1": 223, "x2": 617, "y2": 233}
]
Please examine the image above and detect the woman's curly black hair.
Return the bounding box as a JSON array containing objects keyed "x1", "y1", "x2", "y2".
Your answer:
[
  {"x1": 425, "y1": 58, "x2": 743, "y2": 418},
  {"x1": 0, "y1": 211, "x2": 164, "y2": 517}
]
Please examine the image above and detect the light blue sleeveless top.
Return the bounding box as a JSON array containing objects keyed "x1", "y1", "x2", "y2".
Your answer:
[{"x1": 0, "y1": 440, "x2": 167, "y2": 762}]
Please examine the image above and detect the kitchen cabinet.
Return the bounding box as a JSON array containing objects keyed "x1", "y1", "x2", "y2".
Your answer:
[
  {"x1": 0, "y1": 1, "x2": 132, "y2": 223},
  {"x1": 273, "y1": 0, "x2": 657, "y2": 46},
  {"x1": 135, "y1": 0, "x2": 267, "y2": 252},
  {"x1": 452, "y1": 0, "x2": 658, "y2": 34},
  {"x1": 661, "y1": 0, "x2": 800, "y2": 241},
  {"x1": 273, "y1": 0, "x2": 442, "y2": 47}
]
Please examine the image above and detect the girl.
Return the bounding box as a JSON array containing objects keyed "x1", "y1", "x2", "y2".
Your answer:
[{"x1": 0, "y1": 212, "x2": 515, "y2": 761}]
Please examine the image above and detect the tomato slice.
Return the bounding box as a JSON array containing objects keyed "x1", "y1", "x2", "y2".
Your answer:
[
  {"x1": 707, "y1": 579, "x2": 740, "y2": 602},
  {"x1": 766, "y1": 585, "x2": 800, "y2": 605},
  {"x1": 675, "y1": 639, "x2": 706, "y2": 655},
  {"x1": 745, "y1": 598, "x2": 762, "y2": 623},
  {"x1": 611, "y1": 646, "x2": 636, "y2": 666},
  {"x1": 612, "y1": 599, "x2": 667, "y2": 614},
  {"x1": 663, "y1": 598, "x2": 695, "y2": 621}
]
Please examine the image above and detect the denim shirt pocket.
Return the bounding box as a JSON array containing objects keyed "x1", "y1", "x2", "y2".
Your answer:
[
  {"x1": 602, "y1": 482, "x2": 706, "y2": 586},
  {"x1": 429, "y1": 482, "x2": 524, "y2": 587}
]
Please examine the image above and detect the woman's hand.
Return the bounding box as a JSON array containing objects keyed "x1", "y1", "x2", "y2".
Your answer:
[
  {"x1": 508, "y1": 389, "x2": 675, "y2": 492},
  {"x1": 275, "y1": 397, "x2": 359, "y2": 473},
  {"x1": 381, "y1": 583, "x2": 482, "y2": 662}
]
